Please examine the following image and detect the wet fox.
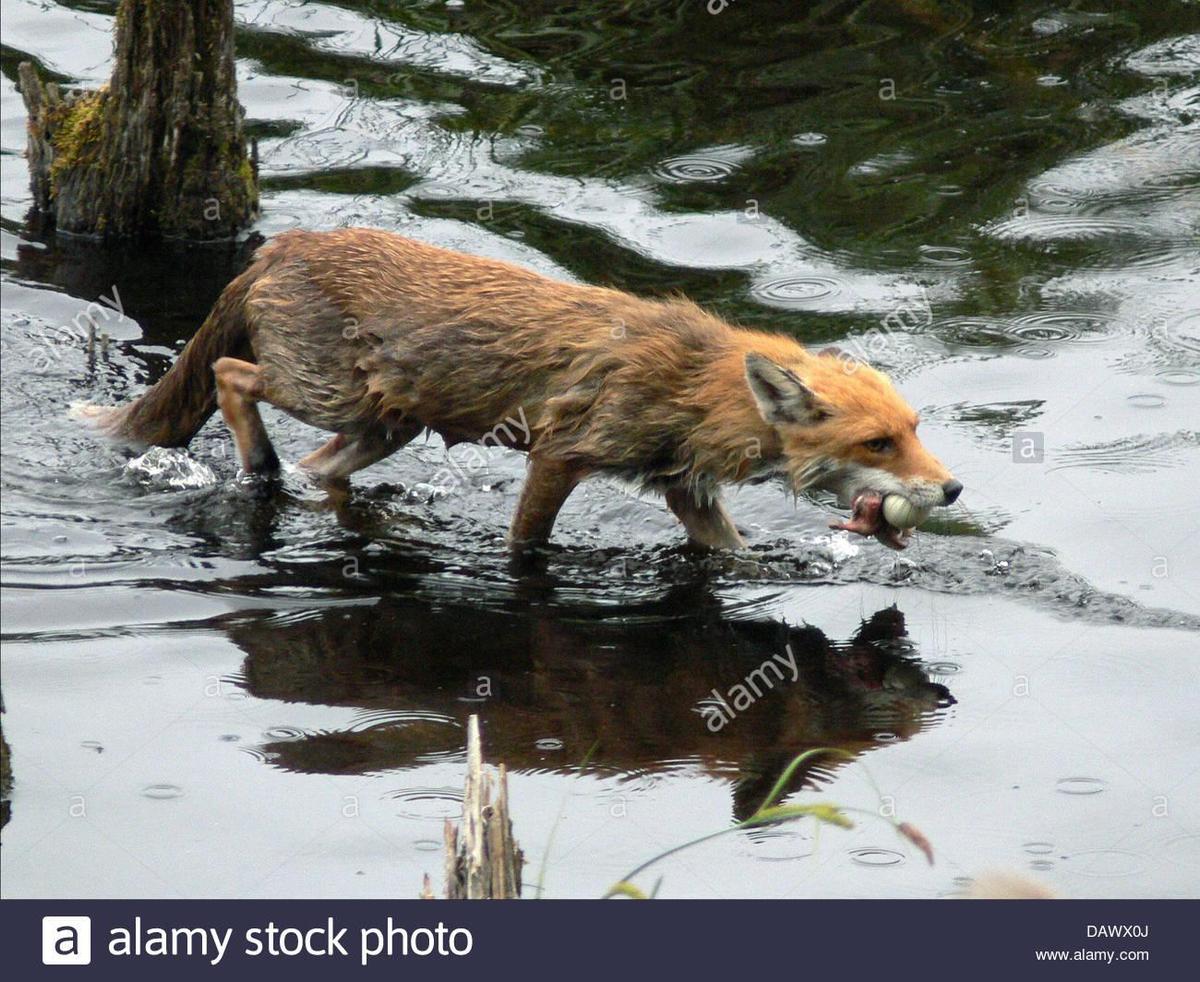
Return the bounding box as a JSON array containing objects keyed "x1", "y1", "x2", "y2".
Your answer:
[{"x1": 77, "y1": 228, "x2": 961, "y2": 551}]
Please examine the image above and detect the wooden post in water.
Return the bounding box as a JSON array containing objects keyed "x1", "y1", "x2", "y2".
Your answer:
[
  {"x1": 439, "y1": 715, "x2": 523, "y2": 899},
  {"x1": 17, "y1": 0, "x2": 257, "y2": 240}
]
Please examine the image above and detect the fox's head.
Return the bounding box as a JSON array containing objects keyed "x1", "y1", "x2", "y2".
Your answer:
[{"x1": 744, "y1": 350, "x2": 962, "y2": 549}]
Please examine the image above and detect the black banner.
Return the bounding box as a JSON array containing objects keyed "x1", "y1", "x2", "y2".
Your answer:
[{"x1": 7, "y1": 899, "x2": 1192, "y2": 979}]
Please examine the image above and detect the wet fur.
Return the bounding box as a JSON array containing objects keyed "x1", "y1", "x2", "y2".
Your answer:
[{"x1": 81, "y1": 228, "x2": 953, "y2": 549}]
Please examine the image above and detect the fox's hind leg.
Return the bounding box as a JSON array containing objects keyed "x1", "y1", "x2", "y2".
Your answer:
[
  {"x1": 665, "y1": 487, "x2": 745, "y2": 551},
  {"x1": 213, "y1": 357, "x2": 280, "y2": 475},
  {"x1": 297, "y1": 423, "x2": 420, "y2": 483}
]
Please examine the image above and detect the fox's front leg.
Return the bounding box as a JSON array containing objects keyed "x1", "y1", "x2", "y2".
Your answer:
[
  {"x1": 509, "y1": 455, "x2": 586, "y2": 550},
  {"x1": 665, "y1": 487, "x2": 746, "y2": 551}
]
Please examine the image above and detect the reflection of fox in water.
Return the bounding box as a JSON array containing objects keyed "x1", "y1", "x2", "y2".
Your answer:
[
  {"x1": 77, "y1": 228, "x2": 961, "y2": 551},
  {"x1": 226, "y1": 595, "x2": 950, "y2": 820}
]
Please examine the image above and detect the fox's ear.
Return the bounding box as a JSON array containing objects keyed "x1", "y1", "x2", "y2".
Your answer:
[{"x1": 744, "y1": 353, "x2": 830, "y2": 426}]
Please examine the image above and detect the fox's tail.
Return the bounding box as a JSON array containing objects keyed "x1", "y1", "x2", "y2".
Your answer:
[{"x1": 73, "y1": 268, "x2": 257, "y2": 448}]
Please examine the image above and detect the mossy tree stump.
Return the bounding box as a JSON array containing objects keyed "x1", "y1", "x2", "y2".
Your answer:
[{"x1": 18, "y1": 0, "x2": 257, "y2": 240}]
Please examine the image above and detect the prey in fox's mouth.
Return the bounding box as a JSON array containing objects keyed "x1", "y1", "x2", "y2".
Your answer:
[
  {"x1": 830, "y1": 483, "x2": 962, "y2": 551},
  {"x1": 831, "y1": 491, "x2": 913, "y2": 550}
]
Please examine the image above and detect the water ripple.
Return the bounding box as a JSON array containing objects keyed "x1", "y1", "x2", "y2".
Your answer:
[
  {"x1": 749, "y1": 274, "x2": 845, "y2": 308},
  {"x1": 849, "y1": 847, "x2": 905, "y2": 867},
  {"x1": 652, "y1": 143, "x2": 752, "y2": 184},
  {"x1": 1009, "y1": 310, "x2": 1117, "y2": 344},
  {"x1": 918, "y1": 244, "x2": 972, "y2": 267},
  {"x1": 1155, "y1": 309, "x2": 1200, "y2": 357},
  {"x1": 383, "y1": 787, "x2": 465, "y2": 821},
  {"x1": 1055, "y1": 776, "x2": 1107, "y2": 796},
  {"x1": 1052, "y1": 431, "x2": 1196, "y2": 474},
  {"x1": 1063, "y1": 849, "x2": 1147, "y2": 877},
  {"x1": 345, "y1": 709, "x2": 461, "y2": 733},
  {"x1": 141, "y1": 784, "x2": 184, "y2": 800}
]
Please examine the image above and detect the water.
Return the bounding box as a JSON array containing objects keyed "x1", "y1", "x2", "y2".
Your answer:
[{"x1": 1, "y1": 0, "x2": 1198, "y2": 899}]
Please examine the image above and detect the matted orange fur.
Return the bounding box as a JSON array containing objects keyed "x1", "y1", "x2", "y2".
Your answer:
[{"x1": 76, "y1": 228, "x2": 961, "y2": 551}]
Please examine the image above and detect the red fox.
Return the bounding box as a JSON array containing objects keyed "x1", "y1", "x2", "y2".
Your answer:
[{"x1": 77, "y1": 228, "x2": 961, "y2": 551}]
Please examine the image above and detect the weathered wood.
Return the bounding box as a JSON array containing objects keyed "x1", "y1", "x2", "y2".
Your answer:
[
  {"x1": 18, "y1": 0, "x2": 257, "y2": 240},
  {"x1": 0, "y1": 687, "x2": 11, "y2": 834},
  {"x1": 440, "y1": 715, "x2": 524, "y2": 899}
]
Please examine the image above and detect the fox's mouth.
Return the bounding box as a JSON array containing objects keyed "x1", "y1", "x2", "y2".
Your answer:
[{"x1": 829, "y1": 491, "x2": 911, "y2": 550}]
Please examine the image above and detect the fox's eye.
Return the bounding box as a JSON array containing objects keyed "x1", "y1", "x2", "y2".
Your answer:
[{"x1": 863, "y1": 437, "x2": 895, "y2": 454}]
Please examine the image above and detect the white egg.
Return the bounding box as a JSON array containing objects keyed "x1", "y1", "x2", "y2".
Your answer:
[{"x1": 882, "y1": 495, "x2": 931, "y2": 530}]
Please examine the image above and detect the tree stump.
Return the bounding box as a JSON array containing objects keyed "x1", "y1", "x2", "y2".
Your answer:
[
  {"x1": 440, "y1": 716, "x2": 524, "y2": 899},
  {"x1": 17, "y1": 0, "x2": 257, "y2": 240}
]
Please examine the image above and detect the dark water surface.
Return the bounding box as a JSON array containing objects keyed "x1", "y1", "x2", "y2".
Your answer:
[{"x1": 1, "y1": 0, "x2": 1198, "y2": 898}]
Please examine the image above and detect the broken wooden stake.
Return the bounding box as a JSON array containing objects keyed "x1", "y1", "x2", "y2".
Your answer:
[{"x1": 437, "y1": 715, "x2": 523, "y2": 899}]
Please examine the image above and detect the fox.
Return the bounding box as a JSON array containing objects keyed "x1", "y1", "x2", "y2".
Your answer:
[{"x1": 76, "y1": 227, "x2": 962, "y2": 552}]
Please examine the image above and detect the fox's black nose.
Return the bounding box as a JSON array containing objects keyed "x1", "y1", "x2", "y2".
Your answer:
[{"x1": 942, "y1": 479, "x2": 963, "y2": 505}]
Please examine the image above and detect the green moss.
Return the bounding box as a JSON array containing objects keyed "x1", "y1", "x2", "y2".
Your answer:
[
  {"x1": 48, "y1": 89, "x2": 108, "y2": 195},
  {"x1": 237, "y1": 153, "x2": 257, "y2": 201}
]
